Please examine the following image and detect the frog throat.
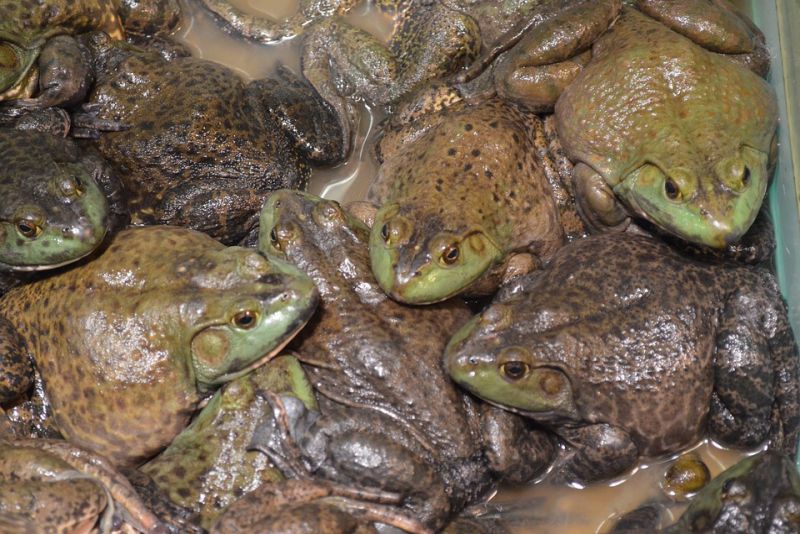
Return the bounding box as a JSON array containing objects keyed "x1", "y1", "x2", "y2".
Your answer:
[
  {"x1": 369, "y1": 224, "x2": 504, "y2": 304},
  {"x1": 613, "y1": 150, "x2": 768, "y2": 248}
]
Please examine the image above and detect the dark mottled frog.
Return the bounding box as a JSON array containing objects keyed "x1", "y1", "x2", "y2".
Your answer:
[
  {"x1": 258, "y1": 190, "x2": 555, "y2": 530},
  {"x1": 0, "y1": 226, "x2": 319, "y2": 466},
  {"x1": 446, "y1": 233, "x2": 800, "y2": 483}
]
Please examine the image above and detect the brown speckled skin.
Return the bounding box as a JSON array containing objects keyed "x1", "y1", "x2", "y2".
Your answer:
[
  {"x1": 447, "y1": 233, "x2": 800, "y2": 483},
  {"x1": 79, "y1": 32, "x2": 344, "y2": 245},
  {"x1": 0, "y1": 226, "x2": 315, "y2": 466},
  {"x1": 260, "y1": 191, "x2": 555, "y2": 529}
]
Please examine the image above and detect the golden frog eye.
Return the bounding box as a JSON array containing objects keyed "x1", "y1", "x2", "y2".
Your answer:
[
  {"x1": 232, "y1": 310, "x2": 258, "y2": 330},
  {"x1": 59, "y1": 176, "x2": 85, "y2": 198},
  {"x1": 442, "y1": 243, "x2": 460, "y2": 265},
  {"x1": 664, "y1": 178, "x2": 681, "y2": 200},
  {"x1": 380, "y1": 223, "x2": 390, "y2": 242},
  {"x1": 16, "y1": 219, "x2": 42, "y2": 239},
  {"x1": 742, "y1": 166, "x2": 751, "y2": 186},
  {"x1": 500, "y1": 361, "x2": 529, "y2": 381},
  {"x1": 269, "y1": 227, "x2": 281, "y2": 251}
]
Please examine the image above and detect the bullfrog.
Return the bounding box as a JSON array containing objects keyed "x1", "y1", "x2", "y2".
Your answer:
[
  {"x1": 460, "y1": 1, "x2": 778, "y2": 250},
  {"x1": 0, "y1": 438, "x2": 166, "y2": 533},
  {"x1": 75, "y1": 31, "x2": 346, "y2": 244},
  {"x1": 0, "y1": 128, "x2": 127, "y2": 295},
  {"x1": 258, "y1": 190, "x2": 555, "y2": 529},
  {"x1": 445, "y1": 233, "x2": 800, "y2": 484},
  {"x1": 364, "y1": 97, "x2": 584, "y2": 304},
  {"x1": 140, "y1": 355, "x2": 318, "y2": 530},
  {"x1": 0, "y1": 0, "x2": 180, "y2": 115},
  {"x1": 0, "y1": 225, "x2": 319, "y2": 466},
  {"x1": 610, "y1": 451, "x2": 800, "y2": 533}
]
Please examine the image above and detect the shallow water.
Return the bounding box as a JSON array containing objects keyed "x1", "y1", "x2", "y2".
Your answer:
[{"x1": 177, "y1": 1, "x2": 751, "y2": 532}]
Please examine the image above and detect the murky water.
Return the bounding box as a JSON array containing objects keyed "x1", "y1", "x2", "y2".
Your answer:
[{"x1": 177, "y1": 1, "x2": 753, "y2": 532}]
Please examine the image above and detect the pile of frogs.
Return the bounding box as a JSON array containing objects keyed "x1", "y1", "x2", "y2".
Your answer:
[{"x1": 0, "y1": 0, "x2": 799, "y2": 532}]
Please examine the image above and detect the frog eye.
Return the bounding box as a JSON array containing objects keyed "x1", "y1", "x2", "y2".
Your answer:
[
  {"x1": 664, "y1": 178, "x2": 682, "y2": 200},
  {"x1": 15, "y1": 219, "x2": 42, "y2": 239},
  {"x1": 269, "y1": 227, "x2": 281, "y2": 250},
  {"x1": 380, "y1": 223, "x2": 390, "y2": 242},
  {"x1": 742, "y1": 166, "x2": 751, "y2": 186},
  {"x1": 59, "y1": 176, "x2": 85, "y2": 198},
  {"x1": 441, "y1": 243, "x2": 460, "y2": 265},
  {"x1": 232, "y1": 310, "x2": 259, "y2": 329},
  {"x1": 500, "y1": 361, "x2": 529, "y2": 381}
]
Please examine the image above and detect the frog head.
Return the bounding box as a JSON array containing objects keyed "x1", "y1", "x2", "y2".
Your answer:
[
  {"x1": 187, "y1": 248, "x2": 319, "y2": 392},
  {"x1": 444, "y1": 310, "x2": 578, "y2": 420},
  {"x1": 0, "y1": 161, "x2": 110, "y2": 270},
  {"x1": 368, "y1": 202, "x2": 503, "y2": 304}
]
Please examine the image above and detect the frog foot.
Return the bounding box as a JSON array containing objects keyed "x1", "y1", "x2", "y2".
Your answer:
[{"x1": 70, "y1": 103, "x2": 130, "y2": 139}]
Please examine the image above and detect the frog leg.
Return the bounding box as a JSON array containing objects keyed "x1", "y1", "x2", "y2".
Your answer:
[
  {"x1": 709, "y1": 280, "x2": 800, "y2": 456},
  {"x1": 550, "y1": 423, "x2": 639, "y2": 484},
  {"x1": 480, "y1": 404, "x2": 556, "y2": 484},
  {"x1": 246, "y1": 66, "x2": 347, "y2": 165},
  {"x1": 0, "y1": 317, "x2": 33, "y2": 405},
  {"x1": 2, "y1": 36, "x2": 93, "y2": 113},
  {"x1": 571, "y1": 162, "x2": 631, "y2": 234},
  {"x1": 70, "y1": 102, "x2": 130, "y2": 139}
]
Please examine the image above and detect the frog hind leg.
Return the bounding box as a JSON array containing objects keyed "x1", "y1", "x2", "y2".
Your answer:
[
  {"x1": 709, "y1": 277, "x2": 800, "y2": 456},
  {"x1": 0, "y1": 317, "x2": 33, "y2": 405},
  {"x1": 550, "y1": 423, "x2": 639, "y2": 484},
  {"x1": 247, "y1": 66, "x2": 347, "y2": 166}
]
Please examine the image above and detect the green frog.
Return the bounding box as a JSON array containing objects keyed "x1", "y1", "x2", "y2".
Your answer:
[
  {"x1": 364, "y1": 97, "x2": 584, "y2": 304},
  {"x1": 258, "y1": 190, "x2": 555, "y2": 530},
  {"x1": 0, "y1": 128, "x2": 127, "y2": 295},
  {"x1": 75, "y1": 31, "x2": 346, "y2": 244},
  {"x1": 460, "y1": 1, "x2": 777, "y2": 250},
  {"x1": 445, "y1": 233, "x2": 800, "y2": 484},
  {"x1": 0, "y1": 225, "x2": 319, "y2": 467},
  {"x1": 610, "y1": 451, "x2": 800, "y2": 533},
  {"x1": 0, "y1": 0, "x2": 179, "y2": 115},
  {"x1": 0, "y1": 438, "x2": 166, "y2": 533},
  {"x1": 140, "y1": 355, "x2": 317, "y2": 530}
]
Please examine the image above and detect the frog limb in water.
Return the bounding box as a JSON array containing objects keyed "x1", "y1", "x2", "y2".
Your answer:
[
  {"x1": 0, "y1": 226, "x2": 320, "y2": 466},
  {"x1": 445, "y1": 233, "x2": 800, "y2": 484}
]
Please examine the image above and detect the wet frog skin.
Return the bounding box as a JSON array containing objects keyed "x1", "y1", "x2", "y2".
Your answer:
[
  {"x1": 258, "y1": 190, "x2": 555, "y2": 529},
  {"x1": 0, "y1": 226, "x2": 319, "y2": 466},
  {"x1": 367, "y1": 98, "x2": 583, "y2": 304},
  {"x1": 446, "y1": 233, "x2": 800, "y2": 484},
  {"x1": 0, "y1": 128, "x2": 127, "y2": 294},
  {"x1": 0, "y1": 0, "x2": 179, "y2": 114},
  {"x1": 77, "y1": 31, "x2": 345, "y2": 245}
]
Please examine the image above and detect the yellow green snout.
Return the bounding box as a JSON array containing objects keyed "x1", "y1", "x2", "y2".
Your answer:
[{"x1": 369, "y1": 204, "x2": 503, "y2": 304}]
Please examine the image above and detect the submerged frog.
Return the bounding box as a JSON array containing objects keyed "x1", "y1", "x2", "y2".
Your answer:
[
  {"x1": 0, "y1": 0, "x2": 179, "y2": 113},
  {"x1": 0, "y1": 128, "x2": 127, "y2": 295},
  {"x1": 0, "y1": 438, "x2": 166, "y2": 533},
  {"x1": 258, "y1": 190, "x2": 555, "y2": 529},
  {"x1": 460, "y1": 1, "x2": 777, "y2": 249},
  {"x1": 0, "y1": 226, "x2": 319, "y2": 466},
  {"x1": 610, "y1": 451, "x2": 800, "y2": 533},
  {"x1": 446, "y1": 233, "x2": 800, "y2": 483},
  {"x1": 75, "y1": 31, "x2": 345, "y2": 244},
  {"x1": 364, "y1": 98, "x2": 584, "y2": 304},
  {"x1": 141, "y1": 355, "x2": 317, "y2": 530}
]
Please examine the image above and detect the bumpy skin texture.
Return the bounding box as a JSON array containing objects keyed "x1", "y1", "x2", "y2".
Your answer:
[
  {"x1": 446, "y1": 233, "x2": 800, "y2": 484},
  {"x1": 0, "y1": 129, "x2": 127, "y2": 289},
  {"x1": 368, "y1": 98, "x2": 581, "y2": 304},
  {"x1": 258, "y1": 190, "x2": 555, "y2": 530},
  {"x1": 0, "y1": 226, "x2": 319, "y2": 466},
  {"x1": 141, "y1": 355, "x2": 316, "y2": 530},
  {"x1": 554, "y1": 7, "x2": 777, "y2": 249},
  {"x1": 79, "y1": 32, "x2": 345, "y2": 245}
]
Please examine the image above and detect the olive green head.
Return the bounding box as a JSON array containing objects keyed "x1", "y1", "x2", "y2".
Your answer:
[
  {"x1": 614, "y1": 145, "x2": 770, "y2": 248},
  {"x1": 444, "y1": 311, "x2": 577, "y2": 420},
  {"x1": 368, "y1": 202, "x2": 503, "y2": 304},
  {"x1": 0, "y1": 37, "x2": 39, "y2": 99},
  {"x1": 0, "y1": 164, "x2": 110, "y2": 270},
  {"x1": 188, "y1": 249, "x2": 319, "y2": 392}
]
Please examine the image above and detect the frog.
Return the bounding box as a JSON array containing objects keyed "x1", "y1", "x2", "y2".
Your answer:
[
  {"x1": 300, "y1": 0, "x2": 615, "y2": 153},
  {"x1": 140, "y1": 355, "x2": 318, "y2": 530},
  {"x1": 609, "y1": 451, "x2": 800, "y2": 533},
  {"x1": 0, "y1": 128, "x2": 127, "y2": 296},
  {"x1": 445, "y1": 233, "x2": 800, "y2": 484},
  {"x1": 258, "y1": 190, "x2": 556, "y2": 530},
  {"x1": 454, "y1": 1, "x2": 777, "y2": 250},
  {"x1": 0, "y1": 225, "x2": 320, "y2": 467},
  {"x1": 0, "y1": 0, "x2": 180, "y2": 117},
  {"x1": 73, "y1": 31, "x2": 346, "y2": 245},
  {"x1": 362, "y1": 97, "x2": 585, "y2": 304},
  {"x1": 0, "y1": 438, "x2": 167, "y2": 533}
]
